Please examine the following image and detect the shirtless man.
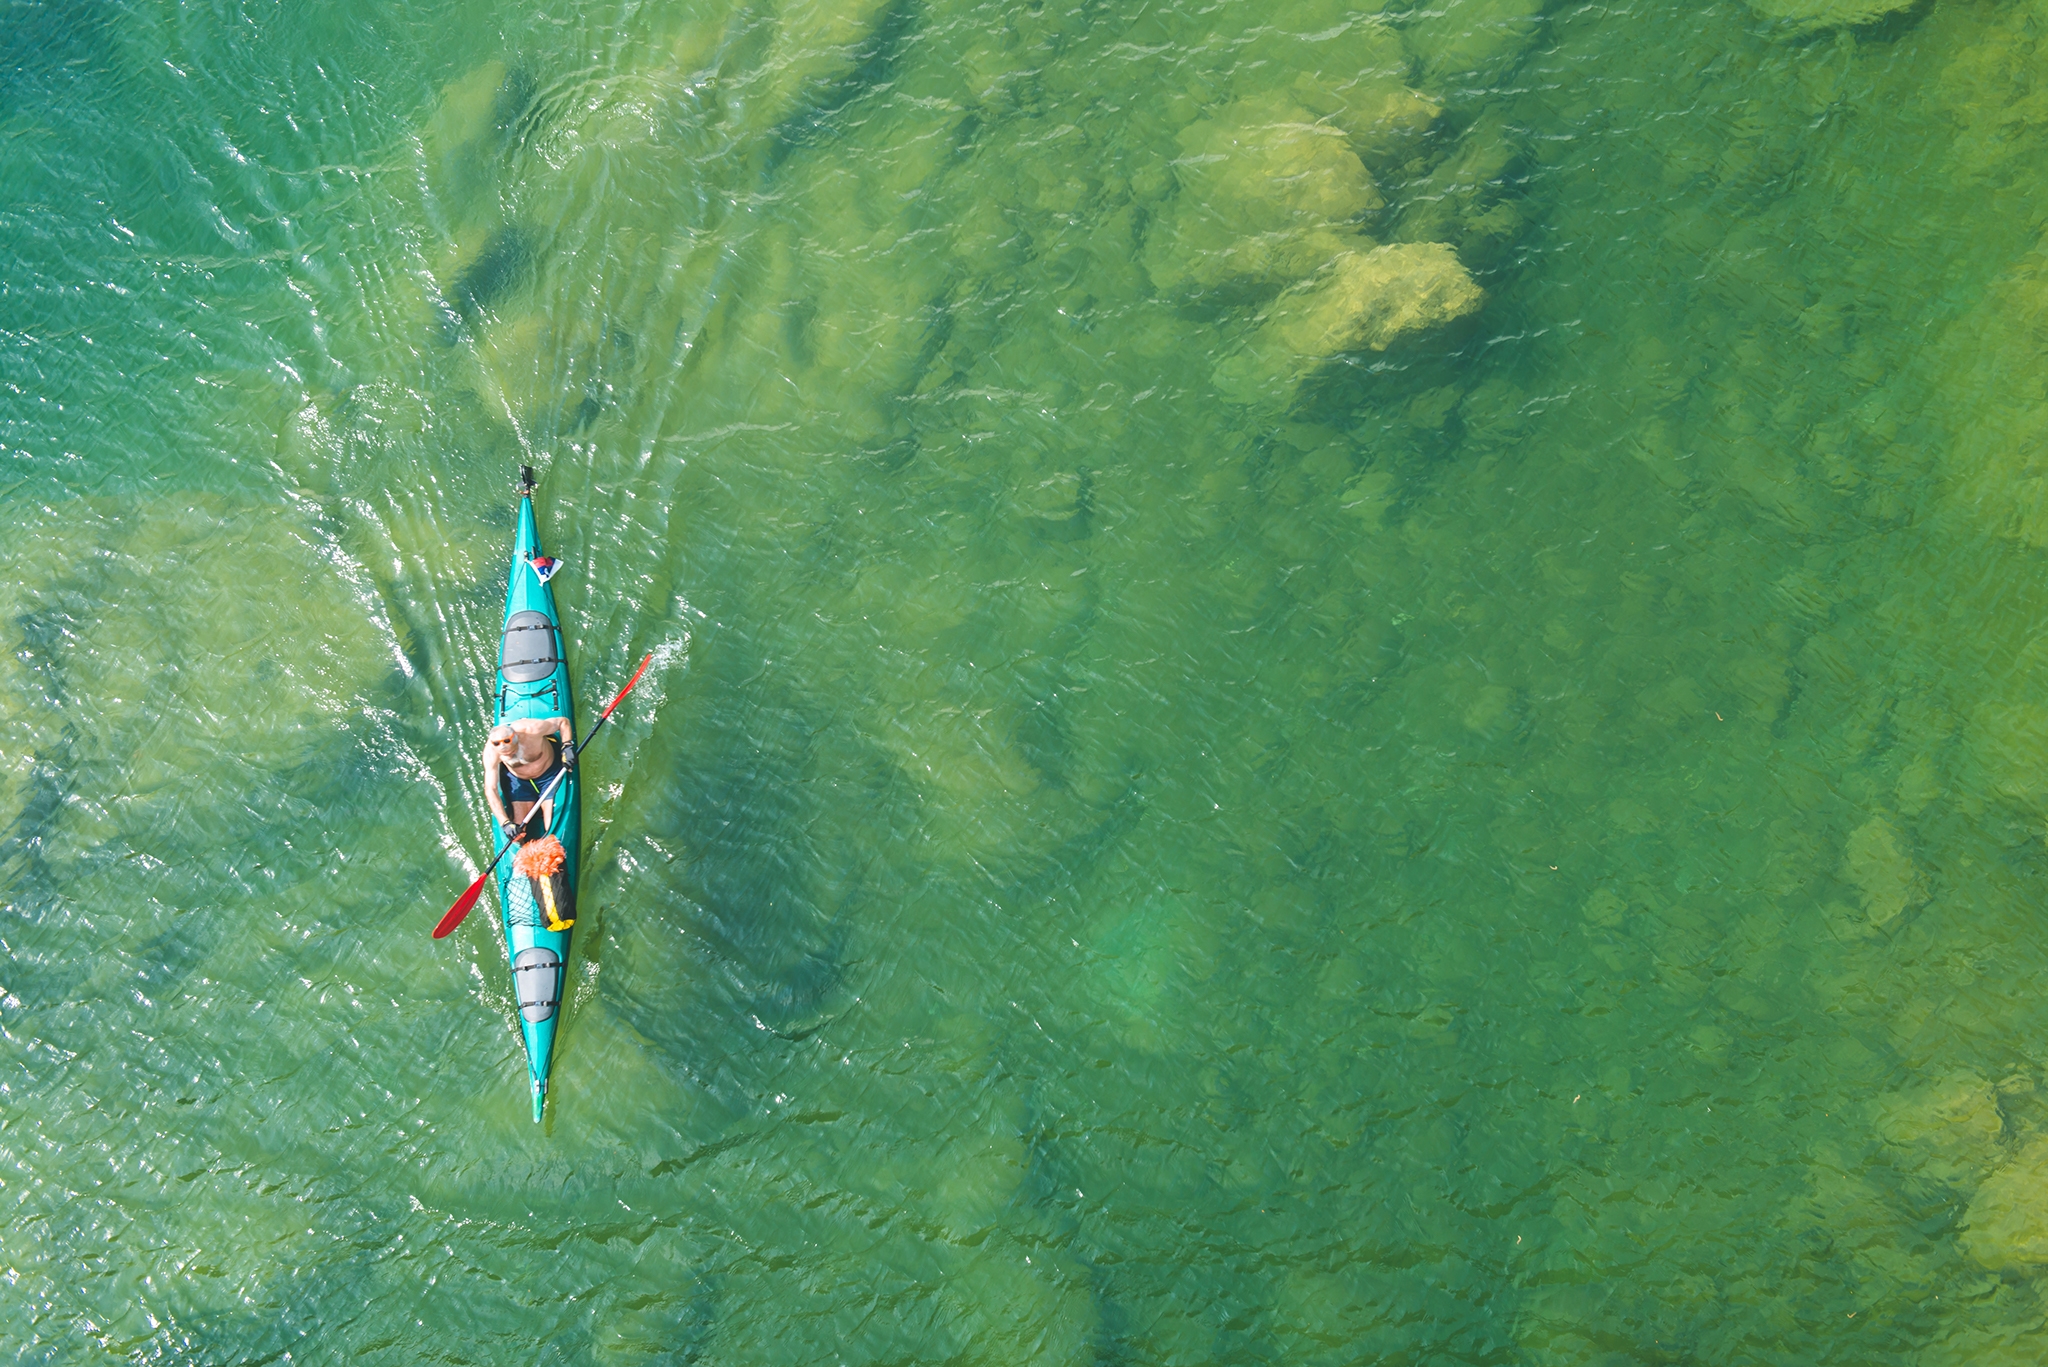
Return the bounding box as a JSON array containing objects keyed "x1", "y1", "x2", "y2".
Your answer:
[{"x1": 484, "y1": 716, "x2": 574, "y2": 842}]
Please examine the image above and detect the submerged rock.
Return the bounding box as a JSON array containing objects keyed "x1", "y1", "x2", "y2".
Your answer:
[
  {"x1": 471, "y1": 308, "x2": 627, "y2": 434},
  {"x1": 1014, "y1": 469, "x2": 1090, "y2": 541},
  {"x1": 1874, "y1": 1073, "x2": 2003, "y2": 1186},
  {"x1": 758, "y1": 0, "x2": 903, "y2": 132},
  {"x1": 421, "y1": 61, "x2": 539, "y2": 213},
  {"x1": 1309, "y1": 239, "x2": 1478, "y2": 347},
  {"x1": 1394, "y1": 109, "x2": 1528, "y2": 270},
  {"x1": 1964, "y1": 632, "x2": 2048, "y2": 810},
  {"x1": 1962, "y1": 1136, "x2": 2048, "y2": 1269},
  {"x1": 1221, "y1": 15, "x2": 1439, "y2": 166},
  {"x1": 1214, "y1": 243, "x2": 1484, "y2": 406},
  {"x1": 1231, "y1": 8, "x2": 1412, "y2": 87},
  {"x1": 450, "y1": 224, "x2": 530, "y2": 321},
  {"x1": 1843, "y1": 814, "x2": 1920, "y2": 927},
  {"x1": 1746, "y1": 0, "x2": 1920, "y2": 34},
  {"x1": 429, "y1": 222, "x2": 532, "y2": 342},
  {"x1": 1143, "y1": 94, "x2": 1383, "y2": 293},
  {"x1": 1169, "y1": 106, "x2": 1376, "y2": 233},
  {"x1": 1402, "y1": 0, "x2": 1549, "y2": 88},
  {"x1": 1288, "y1": 72, "x2": 1441, "y2": 170}
]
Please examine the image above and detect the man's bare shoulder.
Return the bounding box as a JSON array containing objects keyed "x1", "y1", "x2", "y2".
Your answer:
[{"x1": 507, "y1": 716, "x2": 571, "y2": 734}]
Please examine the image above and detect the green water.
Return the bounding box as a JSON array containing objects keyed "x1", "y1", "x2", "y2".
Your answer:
[{"x1": 9, "y1": 0, "x2": 2048, "y2": 1357}]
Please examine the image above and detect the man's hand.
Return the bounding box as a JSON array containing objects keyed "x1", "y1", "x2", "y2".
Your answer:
[{"x1": 502, "y1": 819, "x2": 525, "y2": 842}]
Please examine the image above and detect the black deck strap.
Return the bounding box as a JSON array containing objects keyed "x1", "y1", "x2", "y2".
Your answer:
[{"x1": 498, "y1": 683, "x2": 562, "y2": 718}]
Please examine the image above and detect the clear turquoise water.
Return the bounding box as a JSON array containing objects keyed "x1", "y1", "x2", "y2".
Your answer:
[{"x1": 10, "y1": 0, "x2": 2048, "y2": 1359}]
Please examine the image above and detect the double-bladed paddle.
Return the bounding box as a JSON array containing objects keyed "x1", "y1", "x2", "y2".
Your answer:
[{"x1": 432, "y1": 652, "x2": 654, "y2": 939}]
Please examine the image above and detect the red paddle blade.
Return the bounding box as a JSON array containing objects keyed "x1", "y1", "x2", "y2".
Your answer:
[
  {"x1": 597, "y1": 653, "x2": 654, "y2": 723},
  {"x1": 433, "y1": 872, "x2": 490, "y2": 938}
]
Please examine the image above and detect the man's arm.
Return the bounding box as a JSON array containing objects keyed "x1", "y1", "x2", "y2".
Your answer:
[{"x1": 483, "y1": 746, "x2": 510, "y2": 826}]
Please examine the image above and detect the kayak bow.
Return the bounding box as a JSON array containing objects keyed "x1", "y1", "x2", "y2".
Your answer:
[{"x1": 494, "y1": 467, "x2": 580, "y2": 1123}]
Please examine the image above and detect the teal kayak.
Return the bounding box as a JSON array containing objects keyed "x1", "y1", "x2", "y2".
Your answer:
[{"x1": 494, "y1": 468, "x2": 580, "y2": 1123}]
